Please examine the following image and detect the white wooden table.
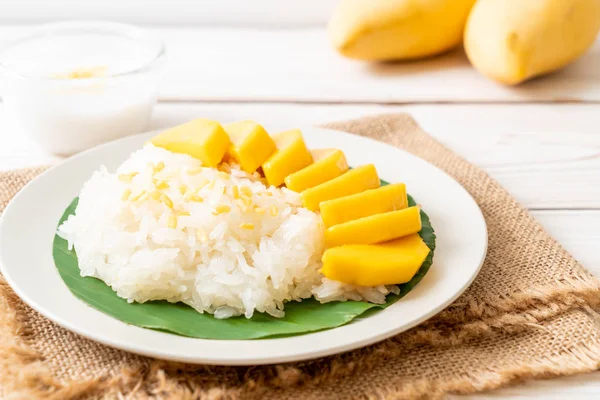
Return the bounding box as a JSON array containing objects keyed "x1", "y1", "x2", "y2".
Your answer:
[{"x1": 0, "y1": 23, "x2": 599, "y2": 398}]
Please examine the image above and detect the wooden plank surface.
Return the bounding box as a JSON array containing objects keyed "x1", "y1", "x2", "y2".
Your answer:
[
  {"x1": 4, "y1": 102, "x2": 597, "y2": 208},
  {"x1": 1, "y1": 26, "x2": 600, "y2": 103},
  {"x1": 0, "y1": 21, "x2": 599, "y2": 398},
  {"x1": 0, "y1": 0, "x2": 337, "y2": 27},
  {"x1": 134, "y1": 28, "x2": 600, "y2": 103},
  {"x1": 153, "y1": 103, "x2": 600, "y2": 209},
  {"x1": 455, "y1": 371, "x2": 600, "y2": 399}
]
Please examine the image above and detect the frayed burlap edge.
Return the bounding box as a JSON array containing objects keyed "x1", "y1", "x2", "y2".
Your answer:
[
  {"x1": 3, "y1": 278, "x2": 600, "y2": 400},
  {"x1": 418, "y1": 278, "x2": 600, "y2": 342}
]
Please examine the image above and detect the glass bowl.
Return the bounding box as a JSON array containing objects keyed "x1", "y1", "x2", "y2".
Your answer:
[{"x1": 0, "y1": 21, "x2": 166, "y2": 155}]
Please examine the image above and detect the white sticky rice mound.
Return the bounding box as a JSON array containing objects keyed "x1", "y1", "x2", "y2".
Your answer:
[{"x1": 58, "y1": 144, "x2": 399, "y2": 319}]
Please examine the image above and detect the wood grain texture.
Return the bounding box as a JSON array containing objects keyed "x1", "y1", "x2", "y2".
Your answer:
[
  {"x1": 1, "y1": 102, "x2": 598, "y2": 209},
  {"x1": 0, "y1": 27, "x2": 600, "y2": 103},
  {"x1": 454, "y1": 371, "x2": 600, "y2": 399},
  {"x1": 147, "y1": 28, "x2": 600, "y2": 103},
  {"x1": 0, "y1": 22, "x2": 598, "y2": 397},
  {"x1": 0, "y1": 0, "x2": 337, "y2": 27}
]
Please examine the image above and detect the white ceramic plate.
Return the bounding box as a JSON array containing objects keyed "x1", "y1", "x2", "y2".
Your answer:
[{"x1": 0, "y1": 126, "x2": 487, "y2": 365}]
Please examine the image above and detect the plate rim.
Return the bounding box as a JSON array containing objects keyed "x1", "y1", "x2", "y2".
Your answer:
[{"x1": 0, "y1": 126, "x2": 488, "y2": 365}]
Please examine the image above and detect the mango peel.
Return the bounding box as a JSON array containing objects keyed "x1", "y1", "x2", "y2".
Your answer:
[
  {"x1": 464, "y1": 0, "x2": 600, "y2": 85},
  {"x1": 328, "y1": 0, "x2": 477, "y2": 61}
]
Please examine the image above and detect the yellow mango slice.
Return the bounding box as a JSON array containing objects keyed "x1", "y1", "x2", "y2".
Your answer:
[
  {"x1": 284, "y1": 149, "x2": 349, "y2": 192},
  {"x1": 262, "y1": 129, "x2": 313, "y2": 186},
  {"x1": 301, "y1": 164, "x2": 379, "y2": 211},
  {"x1": 320, "y1": 183, "x2": 407, "y2": 228},
  {"x1": 325, "y1": 206, "x2": 421, "y2": 248},
  {"x1": 321, "y1": 234, "x2": 430, "y2": 286},
  {"x1": 224, "y1": 121, "x2": 276, "y2": 173},
  {"x1": 151, "y1": 118, "x2": 230, "y2": 167}
]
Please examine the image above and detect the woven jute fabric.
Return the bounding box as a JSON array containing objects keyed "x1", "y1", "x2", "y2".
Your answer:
[{"x1": 1, "y1": 114, "x2": 599, "y2": 399}]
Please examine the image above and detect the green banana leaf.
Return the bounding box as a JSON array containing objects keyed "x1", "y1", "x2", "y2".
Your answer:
[{"x1": 53, "y1": 179, "x2": 436, "y2": 340}]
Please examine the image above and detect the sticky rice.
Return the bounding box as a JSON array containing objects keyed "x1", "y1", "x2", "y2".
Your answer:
[{"x1": 58, "y1": 145, "x2": 399, "y2": 319}]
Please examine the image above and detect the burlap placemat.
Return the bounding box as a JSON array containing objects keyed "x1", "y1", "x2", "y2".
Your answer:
[{"x1": 1, "y1": 114, "x2": 599, "y2": 399}]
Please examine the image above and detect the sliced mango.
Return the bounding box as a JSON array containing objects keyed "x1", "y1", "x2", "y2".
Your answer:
[
  {"x1": 224, "y1": 121, "x2": 276, "y2": 173},
  {"x1": 325, "y1": 205, "x2": 421, "y2": 248},
  {"x1": 151, "y1": 118, "x2": 230, "y2": 167},
  {"x1": 284, "y1": 149, "x2": 349, "y2": 192},
  {"x1": 262, "y1": 129, "x2": 313, "y2": 186},
  {"x1": 320, "y1": 183, "x2": 407, "y2": 228},
  {"x1": 321, "y1": 234, "x2": 430, "y2": 286},
  {"x1": 301, "y1": 164, "x2": 379, "y2": 211}
]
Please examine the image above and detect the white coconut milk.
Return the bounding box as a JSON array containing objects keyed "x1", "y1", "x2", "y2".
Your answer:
[{"x1": 0, "y1": 22, "x2": 165, "y2": 155}]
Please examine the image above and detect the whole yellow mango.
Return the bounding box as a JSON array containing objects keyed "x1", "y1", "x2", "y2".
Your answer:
[
  {"x1": 328, "y1": 0, "x2": 477, "y2": 61},
  {"x1": 464, "y1": 0, "x2": 600, "y2": 85}
]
